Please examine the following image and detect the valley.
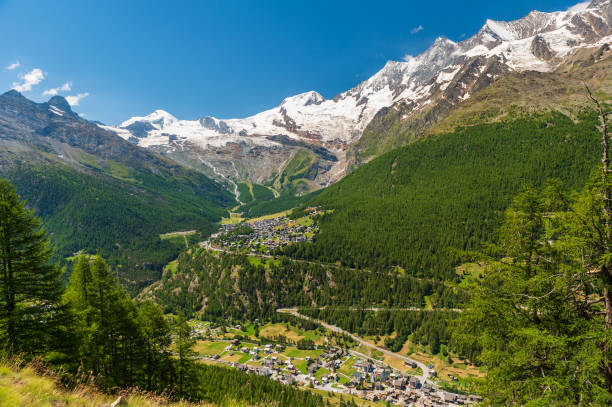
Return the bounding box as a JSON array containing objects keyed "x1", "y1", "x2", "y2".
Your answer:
[
  {"x1": 1, "y1": 1, "x2": 612, "y2": 406},
  {"x1": 181, "y1": 311, "x2": 482, "y2": 406}
]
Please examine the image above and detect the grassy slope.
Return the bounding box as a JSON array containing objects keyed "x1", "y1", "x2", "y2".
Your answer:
[
  {"x1": 431, "y1": 47, "x2": 612, "y2": 135},
  {"x1": 0, "y1": 363, "x2": 200, "y2": 407},
  {"x1": 0, "y1": 361, "x2": 347, "y2": 407}
]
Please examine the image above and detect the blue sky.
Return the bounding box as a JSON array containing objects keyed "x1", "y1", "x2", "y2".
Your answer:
[{"x1": 0, "y1": 0, "x2": 583, "y2": 124}]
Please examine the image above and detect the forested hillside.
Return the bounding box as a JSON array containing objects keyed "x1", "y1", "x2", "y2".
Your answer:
[
  {"x1": 139, "y1": 249, "x2": 441, "y2": 319},
  {"x1": 279, "y1": 111, "x2": 602, "y2": 278},
  {"x1": 4, "y1": 164, "x2": 231, "y2": 288},
  {"x1": 0, "y1": 91, "x2": 234, "y2": 288}
]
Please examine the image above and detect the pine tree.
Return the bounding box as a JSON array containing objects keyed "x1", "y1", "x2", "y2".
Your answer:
[
  {"x1": 172, "y1": 313, "x2": 198, "y2": 399},
  {"x1": 138, "y1": 300, "x2": 172, "y2": 391},
  {"x1": 0, "y1": 179, "x2": 64, "y2": 354},
  {"x1": 64, "y1": 255, "x2": 140, "y2": 388}
]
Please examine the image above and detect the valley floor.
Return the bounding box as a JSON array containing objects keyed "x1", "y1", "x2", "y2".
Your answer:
[{"x1": 187, "y1": 313, "x2": 483, "y2": 407}]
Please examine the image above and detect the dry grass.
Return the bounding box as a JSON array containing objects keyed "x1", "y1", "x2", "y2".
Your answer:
[
  {"x1": 399, "y1": 342, "x2": 485, "y2": 380},
  {"x1": 0, "y1": 359, "x2": 272, "y2": 407}
]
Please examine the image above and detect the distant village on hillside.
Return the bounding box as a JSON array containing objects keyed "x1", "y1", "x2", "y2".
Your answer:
[{"x1": 202, "y1": 208, "x2": 321, "y2": 254}]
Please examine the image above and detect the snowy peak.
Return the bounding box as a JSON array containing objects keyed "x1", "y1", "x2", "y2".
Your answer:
[
  {"x1": 105, "y1": 0, "x2": 612, "y2": 190},
  {"x1": 120, "y1": 109, "x2": 177, "y2": 129},
  {"x1": 281, "y1": 91, "x2": 325, "y2": 107}
]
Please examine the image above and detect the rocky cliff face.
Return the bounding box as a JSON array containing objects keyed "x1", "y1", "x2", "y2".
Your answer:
[{"x1": 105, "y1": 0, "x2": 612, "y2": 191}]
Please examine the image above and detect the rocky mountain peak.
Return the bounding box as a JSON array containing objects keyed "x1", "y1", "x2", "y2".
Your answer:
[
  {"x1": 1, "y1": 89, "x2": 24, "y2": 99},
  {"x1": 47, "y1": 96, "x2": 72, "y2": 113},
  {"x1": 104, "y1": 0, "x2": 612, "y2": 193}
]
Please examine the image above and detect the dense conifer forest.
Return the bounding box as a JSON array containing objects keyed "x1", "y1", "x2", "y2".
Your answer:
[
  {"x1": 0, "y1": 179, "x2": 324, "y2": 406},
  {"x1": 278, "y1": 111, "x2": 602, "y2": 277},
  {"x1": 3, "y1": 163, "x2": 233, "y2": 289},
  {"x1": 141, "y1": 249, "x2": 438, "y2": 319}
]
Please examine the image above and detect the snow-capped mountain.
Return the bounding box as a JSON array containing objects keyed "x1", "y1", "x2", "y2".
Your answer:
[{"x1": 104, "y1": 0, "x2": 612, "y2": 190}]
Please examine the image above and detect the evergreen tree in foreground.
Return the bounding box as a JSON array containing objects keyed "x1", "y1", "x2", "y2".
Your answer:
[
  {"x1": 0, "y1": 179, "x2": 64, "y2": 355},
  {"x1": 172, "y1": 313, "x2": 198, "y2": 399},
  {"x1": 454, "y1": 94, "x2": 612, "y2": 406}
]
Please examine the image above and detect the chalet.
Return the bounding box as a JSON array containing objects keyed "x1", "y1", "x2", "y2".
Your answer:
[
  {"x1": 392, "y1": 378, "x2": 406, "y2": 390},
  {"x1": 469, "y1": 395, "x2": 484, "y2": 403},
  {"x1": 366, "y1": 393, "x2": 380, "y2": 402},
  {"x1": 257, "y1": 367, "x2": 272, "y2": 377},
  {"x1": 353, "y1": 360, "x2": 373, "y2": 373},
  {"x1": 372, "y1": 368, "x2": 389, "y2": 381},
  {"x1": 403, "y1": 360, "x2": 417, "y2": 369},
  {"x1": 409, "y1": 376, "x2": 420, "y2": 389},
  {"x1": 444, "y1": 392, "x2": 458, "y2": 403}
]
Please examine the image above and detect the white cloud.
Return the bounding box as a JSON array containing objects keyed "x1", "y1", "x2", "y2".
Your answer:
[
  {"x1": 6, "y1": 61, "x2": 20, "y2": 70},
  {"x1": 403, "y1": 54, "x2": 415, "y2": 62},
  {"x1": 410, "y1": 25, "x2": 424, "y2": 34},
  {"x1": 43, "y1": 81, "x2": 72, "y2": 96},
  {"x1": 65, "y1": 92, "x2": 89, "y2": 106},
  {"x1": 12, "y1": 68, "x2": 45, "y2": 92}
]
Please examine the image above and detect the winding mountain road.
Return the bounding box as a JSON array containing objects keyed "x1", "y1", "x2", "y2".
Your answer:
[{"x1": 276, "y1": 308, "x2": 432, "y2": 382}]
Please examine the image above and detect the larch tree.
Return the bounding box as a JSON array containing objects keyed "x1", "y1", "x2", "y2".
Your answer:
[{"x1": 0, "y1": 179, "x2": 64, "y2": 354}]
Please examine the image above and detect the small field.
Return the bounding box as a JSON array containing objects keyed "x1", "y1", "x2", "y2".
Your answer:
[
  {"x1": 247, "y1": 256, "x2": 281, "y2": 268},
  {"x1": 247, "y1": 210, "x2": 292, "y2": 223},
  {"x1": 399, "y1": 341, "x2": 484, "y2": 379},
  {"x1": 194, "y1": 340, "x2": 230, "y2": 356},
  {"x1": 220, "y1": 212, "x2": 244, "y2": 225},
  {"x1": 259, "y1": 322, "x2": 324, "y2": 345},
  {"x1": 159, "y1": 230, "x2": 197, "y2": 239}
]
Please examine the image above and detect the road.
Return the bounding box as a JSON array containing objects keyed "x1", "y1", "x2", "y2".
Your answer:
[
  {"x1": 278, "y1": 306, "x2": 462, "y2": 313},
  {"x1": 200, "y1": 244, "x2": 365, "y2": 271},
  {"x1": 277, "y1": 308, "x2": 432, "y2": 382}
]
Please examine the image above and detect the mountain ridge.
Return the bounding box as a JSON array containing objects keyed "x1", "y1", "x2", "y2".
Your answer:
[
  {"x1": 0, "y1": 90, "x2": 234, "y2": 288},
  {"x1": 101, "y1": 0, "x2": 611, "y2": 191}
]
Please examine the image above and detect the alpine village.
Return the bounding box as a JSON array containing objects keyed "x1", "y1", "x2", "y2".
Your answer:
[{"x1": 1, "y1": 1, "x2": 612, "y2": 406}]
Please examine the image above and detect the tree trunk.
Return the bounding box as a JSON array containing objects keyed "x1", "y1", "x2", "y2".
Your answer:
[{"x1": 586, "y1": 84, "x2": 612, "y2": 392}]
